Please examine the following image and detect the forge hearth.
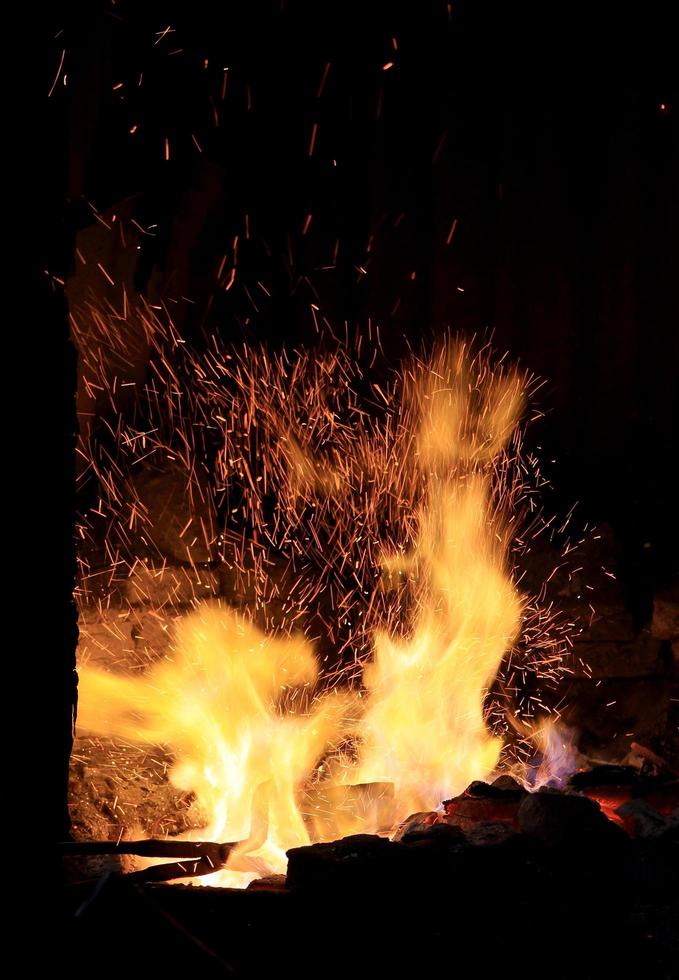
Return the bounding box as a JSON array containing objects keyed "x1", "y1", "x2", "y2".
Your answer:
[
  {"x1": 38, "y1": 6, "x2": 679, "y2": 979},
  {"x1": 69, "y1": 541, "x2": 679, "y2": 849},
  {"x1": 65, "y1": 772, "x2": 678, "y2": 980},
  {"x1": 67, "y1": 334, "x2": 679, "y2": 910}
]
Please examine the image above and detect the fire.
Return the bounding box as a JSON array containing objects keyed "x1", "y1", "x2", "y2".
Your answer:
[
  {"x1": 74, "y1": 325, "x2": 567, "y2": 885},
  {"x1": 357, "y1": 351, "x2": 525, "y2": 816},
  {"x1": 525, "y1": 719, "x2": 581, "y2": 790},
  {"x1": 78, "y1": 605, "x2": 349, "y2": 884}
]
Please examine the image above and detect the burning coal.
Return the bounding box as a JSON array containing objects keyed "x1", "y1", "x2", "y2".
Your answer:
[{"x1": 74, "y1": 309, "x2": 573, "y2": 885}]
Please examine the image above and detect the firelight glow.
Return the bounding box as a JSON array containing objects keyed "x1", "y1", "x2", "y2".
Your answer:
[
  {"x1": 74, "y1": 325, "x2": 569, "y2": 886},
  {"x1": 357, "y1": 348, "x2": 525, "y2": 817},
  {"x1": 79, "y1": 606, "x2": 351, "y2": 884}
]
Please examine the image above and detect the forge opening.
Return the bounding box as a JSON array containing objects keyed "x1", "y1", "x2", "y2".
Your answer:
[
  {"x1": 42, "y1": 8, "x2": 678, "y2": 976},
  {"x1": 68, "y1": 326, "x2": 677, "y2": 890}
]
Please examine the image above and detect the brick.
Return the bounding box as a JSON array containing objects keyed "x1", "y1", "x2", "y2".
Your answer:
[
  {"x1": 77, "y1": 610, "x2": 137, "y2": 669},
  {"x1": 577, "y1": 602, "x2": 636, "y2": 643},
  {"x1": 651, "y1": 587, "x2": 679, "y2": 641},
  {"x1": 125, "y1": 562, "x2": 220, "y2": 607},
  {"x1": 132, "y1": 611, "x2": 178, "y2": 662},
  {"x1": 571, "y1": 630, "x2": 663, "y2": 678}
]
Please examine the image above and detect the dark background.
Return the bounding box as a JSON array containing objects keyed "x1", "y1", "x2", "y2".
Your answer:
[{"x1": 37, "y1": 0, "x2": 677, "y2": 836}]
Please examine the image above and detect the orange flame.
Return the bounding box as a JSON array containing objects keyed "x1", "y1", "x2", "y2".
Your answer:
[
  {"x1": 78, "y1": 604, "x2": 349, "y2": 884},
  {"x1": 356, "y1": 349, "x2": 524, "y2": 816},
  {"x1": 76, "y1": 339, "x2": 536, "y2": 884}
]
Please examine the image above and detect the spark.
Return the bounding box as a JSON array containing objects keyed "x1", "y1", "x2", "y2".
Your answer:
[
  {"x1": 72, "y1": 299, "x2": 577, "y2": 884},
  {"x1": 97, "y1": 263, "x2": 115, "y2": 286},
  {"x1": 316, "y1": 63, "x2": 331, "y2": 99},
  {"x1": 48, "y1": 48, "x2": 65, "y2": 98},
  {"x1": 308, "y1": 122, "x2": 318, "y2": 157},
  {"x1": 153, "y1": 25, "x2": 175, "y2": 46}
]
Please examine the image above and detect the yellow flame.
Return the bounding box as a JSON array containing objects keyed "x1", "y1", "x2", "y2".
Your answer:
[
  {"x1": 78, "y1": 604, "x2": 347, "y2": 884},
  {"x1": 357, "y1": 348, "x2": 524, "y2": 817},
  {"x1": 76, "y1": 340, "x2": 529, "y2": 882}
]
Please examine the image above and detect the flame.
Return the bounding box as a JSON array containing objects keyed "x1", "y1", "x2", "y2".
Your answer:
[
  {"x1": 525, "y1": 719, "x2": 580, "y2": 790},
  {"x1": 356, "y1": 350, "x2": 525, "y2": 816},
  {"x1": 78, "y1": 604, "x2": 348, "y2": 884},
  {"x1": 74, "y1": 332, "x2": 566, "y2": 885}
]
